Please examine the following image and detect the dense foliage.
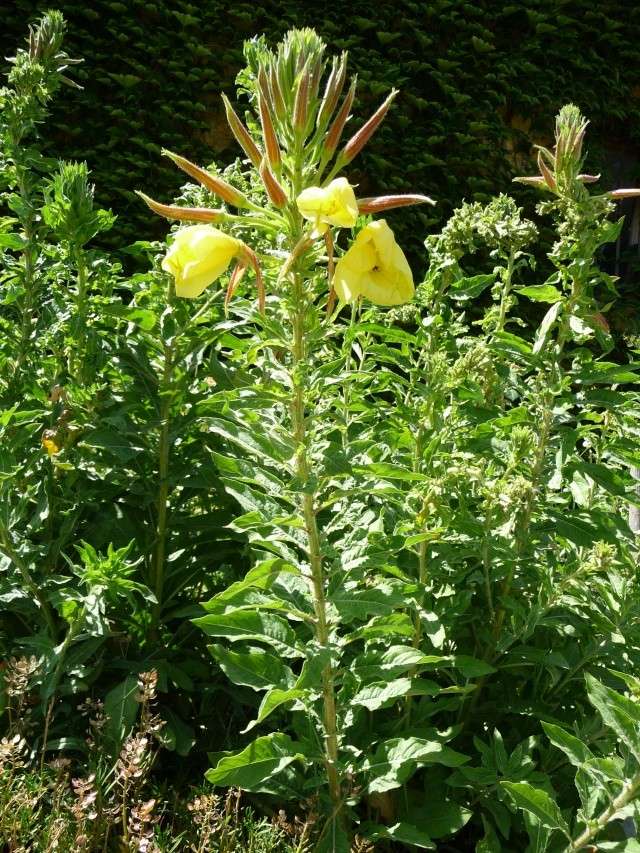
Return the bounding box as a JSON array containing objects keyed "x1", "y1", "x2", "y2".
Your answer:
[{"x1": 2, "y1": 12, "x2": 640, "y2": 853}]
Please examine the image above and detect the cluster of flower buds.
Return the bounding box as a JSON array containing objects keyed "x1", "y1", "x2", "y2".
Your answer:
[
  {"x1": 514, "y1": 103, "x2": 640, "y2": 202},
  {"x1": 140, "y1": 28, "x2": 435, "y2": 310}
]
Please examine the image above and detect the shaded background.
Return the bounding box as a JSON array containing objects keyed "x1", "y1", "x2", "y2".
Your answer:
[{"x1": 2, "y1": 0, "x2": 640, "y2": 321}]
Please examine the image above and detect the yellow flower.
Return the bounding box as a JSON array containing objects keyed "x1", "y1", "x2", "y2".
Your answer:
[
  {"x1": 42, "y1": 436, "x2": 60, "y2": 456},
  {"x1": 296, "y1": 177, "x2": 358, "y2": 235},
  {"x1": 333, "y1": 219, "x2": 414, "y2": 306},
  {"x1": 161, "y1": 225, "x2": 241, "y2": 298}
]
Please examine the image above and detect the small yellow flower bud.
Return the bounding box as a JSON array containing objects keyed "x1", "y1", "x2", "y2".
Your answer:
[
  {"x1": 161, "y1": 225, "x2": 241, "y2": 299},
  {"x1": 42, "y1": 433, "x2": 61, "y2": 455},
  {"x1": 296, "y1": 177, "x2": 358, "y2": 235},
  {"x1": 333, "y1": 219, "x2": 414, "y2": 306}
]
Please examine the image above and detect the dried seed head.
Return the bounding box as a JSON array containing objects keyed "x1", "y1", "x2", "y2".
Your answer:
[
  {"x1": 4, "y1": 656, "x2": 39, "y2": 696},
  {"x1": 0, "y1": 734, "x2": 26, "y2": 770}
]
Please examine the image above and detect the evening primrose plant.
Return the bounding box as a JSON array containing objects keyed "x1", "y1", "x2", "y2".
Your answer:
[{"x1": 140, "y1": 28, "x2": 442, "y2": 851}]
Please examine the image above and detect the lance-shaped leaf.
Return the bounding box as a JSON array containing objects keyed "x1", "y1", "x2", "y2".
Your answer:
[
  {"x1": 242, "y1": 687, "x2": 308, "y2": 733},
  {"x1": 365, "y1": 737, "x2": 468, "y2": 793},
  {"x1": 162, "y1": 149, "x2": 251, "y2": 208},
  {"x1": 209, "y1": 644, "x2": 296, "y2": 692},
  {"x1": 501, "y1": 781, "x2": 570, "y2": 837},
  {"x1": 194, "y1": 610, "x2": 305, "y2": 658},
  {"x1": 205, "y1": 732, "x2": 306, "y2": 790},
  {"x1": 135, "y1": 191, "x2": 225, "y2": 223}
]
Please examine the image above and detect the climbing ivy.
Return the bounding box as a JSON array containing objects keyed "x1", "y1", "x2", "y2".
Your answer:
[{"x1": 2, "y1": 0, "x2": 639, "y2": 264}]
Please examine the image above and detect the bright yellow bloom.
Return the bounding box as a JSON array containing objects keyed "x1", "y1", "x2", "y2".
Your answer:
[
  {"x1": 333, "y1": 219, "x2": 414, "y2": 306},
  {"x1": 161, "y1": 225, "x2": 241, "y2": 298},
  {"x1": 296, "y1": 177, "x2": 358, "y2": 235},
  {"x1": 42, "y1": 436, "x2": 60, "y2": 456}
]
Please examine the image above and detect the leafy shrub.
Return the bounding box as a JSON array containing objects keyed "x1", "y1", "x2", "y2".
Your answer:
[{"x1": 2, "y1": 12, "x2": 640, "y2": 853}]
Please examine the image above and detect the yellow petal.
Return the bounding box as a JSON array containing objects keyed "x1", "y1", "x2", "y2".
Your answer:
[
  {"x1": 161, "y1": 225, "x2": 240, "y2": 299},
  {"x1": 333, "y1": 219, "x2": 414, "y2": 306},
  {"x1": 296, "y1": 177, "x2": 358, "y2": 232}
]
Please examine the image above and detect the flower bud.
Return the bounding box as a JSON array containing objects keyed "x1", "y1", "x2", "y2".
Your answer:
[
  {"x1": 162, "y1": 150, "x2": 251, "y2": 209},
  {"x1": 259, "y1": 159, "x2": 288, "y2": 208},
  {"x1": 577, "y1": 174, "x2": 601, "y2": 183},
  {"x1": 269, "y1": 66, "x2": 286, "y2": 121},
  {"x1": 136, "y1": 191, "x2": 226, "y2": 223},
  {"x1": 340, "y1": 89, "x2": 398, "y2": 165},
  {"x1": 536, "y1": 150, "x2": 557, "y2": 192},
  {"x1": 357, "y1": 194, "x2": 435, "y2": 214},
  {"x1": 293, "y1": 62, "x2": 310, "y2": 136},
  {"x1": 610, "y1": 188, "x2": 640, "y2": 199},
  {"x1": 317, "y1": 54, "x2": 347, "y2": 131},
  {"x1": 258, "y1": 95, "x2": 281, "y2": 170},
  {"x1": 323, "y1": 78, "x2": 356, "y2": 157},
  {"x1": 221, "y1": 94, "x2": 263, "y2": 170}
]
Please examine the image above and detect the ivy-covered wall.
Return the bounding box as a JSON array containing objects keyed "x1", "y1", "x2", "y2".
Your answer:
[{"x1": 3, "y1": 0, "x2": 640, "y2": 265}]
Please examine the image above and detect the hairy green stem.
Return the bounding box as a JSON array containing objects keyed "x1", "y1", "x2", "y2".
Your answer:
[
  {"x1": 151, "y1": 283, "x2": 176, "y2": 629},
  {"x1": 568, "y1": 771, "x2": 640, "y2": 851},
  {"x1": 73, "y1": 247, "x2": 88, "y2": 383},
  {"x1": 0, "y1": 527, "x2": 57, "y2": 638},
  {"x1": 289, "y1": 257, "x2": 342, "y2": 822}
]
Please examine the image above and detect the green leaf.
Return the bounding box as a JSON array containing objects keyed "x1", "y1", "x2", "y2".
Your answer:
[
  {"x1": 205, "y1": 732, "x2": 306, "y2": 791},
  {"x1": 365, "y1": 737, "x2": 469, "y2": 793},
  {"x1": 516, "y1": 284, "x2": 563, "y2": 303},
  {"x1": 585, "y1": 674, "x2": 640, "y2": 761},
  {"x1": 194, "y1": 611, "x2": 304, "y2": 658},
  {"x1": 500, "y1": 781, "x2": 569, "y2": 835},
  {"x1": 242, "y1": 687, "x2": 307, "y2": 732},
  {"x1": 351, "y1": 678, "x2": 413, "y2": 711},
  {"x1": 451, "y1": 273, "x2": 495, "y2": 301},
  {"x1": 363, "y1": 821, "x2": 435, "y2": 849},
  {"x1": 208, "y1": 644, "x2": 295, "y2": 691},
  {"x1": 206, "y1": 417, "x2": 294, "y2": 466},
  {"x1": 541, "y1": 722, "x2": 593, "y2": 767},
  {"x1": 103, "y1": 675, "x2": 139, "y2": 750},
  {"x1": 533, "y1": 301, "x2": 562, "y2": 355}
]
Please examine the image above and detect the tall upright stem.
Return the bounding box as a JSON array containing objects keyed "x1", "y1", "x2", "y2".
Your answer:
[
  {"x1": 151, "y1": 284, "x2": 176, "y2": 629},
  {"x1": 289, "y1": 256, "x2": 342, "y2": 819},
  {"x1": 73, "y1": 247, "x2": 88, "y2": 384}
]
